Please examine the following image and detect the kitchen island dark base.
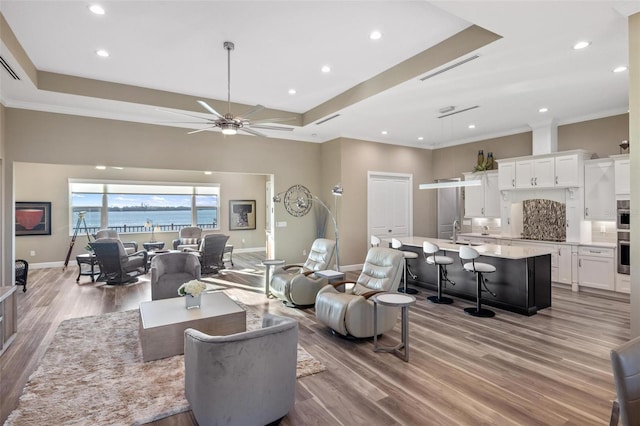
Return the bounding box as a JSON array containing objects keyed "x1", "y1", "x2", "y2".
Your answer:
[{"x1": 405, "y1": 247, "x2": 551, "y2": 316}]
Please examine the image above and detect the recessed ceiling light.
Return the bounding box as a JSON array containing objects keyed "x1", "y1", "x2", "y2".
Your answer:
[
  {"x1": 96, "y1": 49, "x2": 109, "y2": 58},
  {"x1": 321, "y1": 65, "x2": 331, "y2": 73},
  {"x1": 370, "y1": 30, "x2": 382, "y2": 40},
  {"x1": 613, "y1": 66, "x2": 628, "y2": 73},
  {"x1": 418, "y1": 137, "x2": 424, "y2": 141},
  {"x1": 539, "y1": 107, "x2": 549, "y2": 113},
  {"x1": 89, "y1": 4, "x2": 105, "y2": 15},
  {"x1": 573, "y1": 41, "x2": 591, "y2": 50},
  {"x1": 204, "y1": 171, "x2": 212, "y2": 175},
  {"x1": 95, "y1": 165, "x2": 106, "y2": 170},
  {"x1": 288, "y1": 88, "x2": 296, "y2": 95},
  {"x1": 468, "y1": 124, "x2": 476, "y2": 129},
  {"x1": 381, "y1": 130, "x2": 388, "y2": 135}
]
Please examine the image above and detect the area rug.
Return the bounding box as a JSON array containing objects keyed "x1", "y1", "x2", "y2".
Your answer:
[{"x1": 5, "y1": 296, "x2": 325, "y2": 426}]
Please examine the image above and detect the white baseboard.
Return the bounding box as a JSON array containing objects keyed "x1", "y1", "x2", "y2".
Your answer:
[{"x1": 232, "y1": 247, "x2": 265, "y2": 254}]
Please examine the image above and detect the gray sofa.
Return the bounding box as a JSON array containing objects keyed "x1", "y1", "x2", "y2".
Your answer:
[
  {"x1": 184, "y1": 313, "x2": 298, "y2": 426},
  {"x1": 150, "y1": 252, "x2": 201, "y2": 300}
]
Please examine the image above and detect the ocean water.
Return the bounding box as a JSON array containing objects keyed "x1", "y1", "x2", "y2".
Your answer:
[{"x1": 73, "y1": 209, "x2": 217, "y2": 231}]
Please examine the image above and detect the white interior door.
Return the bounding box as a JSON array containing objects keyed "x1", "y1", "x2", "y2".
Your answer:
[{"x1": 368, "y1": 172, "x2": 412, "y2": 242}]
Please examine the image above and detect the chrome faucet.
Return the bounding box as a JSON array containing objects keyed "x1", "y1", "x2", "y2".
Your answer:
[{"x1": 452, "y1": 219, "x2": 460, "y2": 244}]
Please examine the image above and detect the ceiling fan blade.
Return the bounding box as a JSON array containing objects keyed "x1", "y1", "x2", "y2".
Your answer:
[
  {"x1": 249, "y1": 124, "x2": 294, "y2": 132},
  {"x1": 157, "y1": 107, "x2": 211, "y2": 121},
  {"x1": 197, "y1": 100, "x2": 225, "y2": 119},
  {"x1": 238, "y1": 104, "x2": 265, "y2": 120},
  {"x1": 249, "y1": 117, "x2": 297, "y2": 124},
  {"x1": 240, "y1": 127, "x2": 267, "y2": 137},
  {"x1": 187, "y1": 127, "x2": 217, "y2": 135},
  {"x1": 163, "y1": 121, "x2": 213, "y2": 124}
]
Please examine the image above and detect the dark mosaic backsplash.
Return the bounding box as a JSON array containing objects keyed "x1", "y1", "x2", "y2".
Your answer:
[{"x1": 522, "y1": 199, "x2": 566, "y2": 241}]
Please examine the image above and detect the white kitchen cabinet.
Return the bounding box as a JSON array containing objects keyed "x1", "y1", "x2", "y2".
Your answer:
[
  {"x1": 556, "y1": 245, "x2": 572, "y2": 285},
  {"x1": 498, "y1": 161, "x2": 516, "y2": 190},
  {"x1": 613, "y1": 155, "x2": 630, "y2": 197},
  {"x1": 463, "y1": 171, "x2": 499, "y2": 218},
  {"x1": 555, "y1": 154, "x2": 582, "y2": 187},
  {"x1": 515, "y1": 157, "x2": 555, "y2": 188},
  {"x1": 616, "y1": 273, "x2": 630, "y2": 294},
  {"x1": 565, "y1": 189, "x2": 584, "y2": 243},
  {"x1": 584, "y1": 159, "x2": 615, "y2": 220},
  {"x1": 578, "y1": 246, "x2": 615, "y2": 291}
]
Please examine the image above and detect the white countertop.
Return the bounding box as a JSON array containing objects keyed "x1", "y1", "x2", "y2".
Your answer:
[
  {"x1": 384, "y1": 236, "x2": 554, "y2": 260},
  {"x1": 457, "y1": 233, "x2": 616, "y2": 249}
]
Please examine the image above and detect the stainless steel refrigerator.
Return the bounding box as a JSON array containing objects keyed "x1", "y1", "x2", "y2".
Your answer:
[{"x1": 437, "y1": 178, "x2": 462, "y2": 240}]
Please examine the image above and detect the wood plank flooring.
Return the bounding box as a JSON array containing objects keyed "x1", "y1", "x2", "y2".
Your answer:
[{"x1": 0, "y1": 252, "x2": 628, "y2": 425}]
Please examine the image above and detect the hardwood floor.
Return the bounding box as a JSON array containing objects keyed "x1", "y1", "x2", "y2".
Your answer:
[{"x1": 1, "y1": 252, "x2": 628, "y2": 425}]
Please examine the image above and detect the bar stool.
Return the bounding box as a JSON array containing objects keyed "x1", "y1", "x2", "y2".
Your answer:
[
  {"x1": 459, "y1": 245, "x2": 496, "y2": 318},
  {"x1": 371, "y1": 235, "x2": 381, "y2": 247},
  {"x1": 423, "y1": 241, "x2": 454, "y2": 304},
  {"x1": 391, "y1": 238, "x2": 418, "y2": 294}
]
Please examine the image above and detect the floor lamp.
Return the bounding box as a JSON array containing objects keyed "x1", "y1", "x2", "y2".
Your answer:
[{"x1": 273, "y1": 183, "x2": 343, "y2": 271}]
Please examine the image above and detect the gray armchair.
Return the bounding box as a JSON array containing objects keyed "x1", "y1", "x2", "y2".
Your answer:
[
  {"x1": 186, "y1": 234, "x2": 229, "y2": 275},
  {"x1": 184, "y1": 313, "x2": 298, "y2": 426},
  {"x1": 172, "y1": 226, "x2": 202, "y2": 251},
  {"x1": 89, "y1": 238, "x2": 148, "y2": 284},
  {"x1": 150, "y1": 252, "x2": 201, "y2": 300},
  {"x1": 270, "y1": 238, "x2": 336, "y2": 307},
  {"x1": 95, "y1": 229, "x2": 138, "y2": 254},
  {"x1": 610, "y1": 336, "x2": 640, "y2": 426},
  {"x1": 315, "y1": 247, "x2": 404, "y2": 338}
]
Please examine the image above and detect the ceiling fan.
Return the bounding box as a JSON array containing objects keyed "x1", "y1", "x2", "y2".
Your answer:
[{"x1": 160, "y1": 41, "x2": 294, "y2": 137}]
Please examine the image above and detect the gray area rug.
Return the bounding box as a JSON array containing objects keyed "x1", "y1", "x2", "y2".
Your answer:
[{"x1": 5, "y1": 296, "x2": 325, "y2": 425}]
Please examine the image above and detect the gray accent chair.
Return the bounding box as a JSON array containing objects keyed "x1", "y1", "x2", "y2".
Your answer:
[
  {"x1": 270, "y1": 238, "x2": 336, "y2": 307},
  {"x1": 95, "y1": 229, "x2": 138, "y2": 254},
  {"x1": 150, "y1": 252, "x2": 201, "y2": 300},
  {"x1": 172, "y1": 226, "x2": 203, "y2": 251},
  {"x1": 184, "y1": 313, "x2": 298, "y2": 426},
  {"x1": 315, "y1": 247, "x2": 404, "y2": 338},
  {"x1": 610, "y1": 336, "x2": 640, "y2": 426},
  {"x1": 186, "y1": 233, "x2": 230, "y2": 275},
  {"x1": 89, "y1": 238, "x2": 148, "y2": 284}
]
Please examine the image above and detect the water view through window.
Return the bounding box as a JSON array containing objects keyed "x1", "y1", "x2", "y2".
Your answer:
[{"x1": 70, "y1": 184, "x2": 219, "y2": 234}]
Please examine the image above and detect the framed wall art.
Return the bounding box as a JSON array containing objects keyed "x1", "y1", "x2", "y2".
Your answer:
[
  {"x1": 16, "y1": 201, "x2": 52, "y2": 236},
  {"x1": 229, "y1": 200, "x2": 256, "y2": 231}
]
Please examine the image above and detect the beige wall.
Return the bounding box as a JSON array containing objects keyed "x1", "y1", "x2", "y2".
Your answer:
[
  {"x1": 336, "y1": 138, "x2": 434, "y2": 265},
  {"x1": 13, "y1": 163, "x2": 268, "y2": 263},
  {"x1": 558, "y1": 114, "x2": 630, "y2": 157},
  {"x1": 4, "y1": 108, "x2": 321, "y2": 280},
  {"x1": 431, "y1": 132, "x2": 532, "y2": 180}
]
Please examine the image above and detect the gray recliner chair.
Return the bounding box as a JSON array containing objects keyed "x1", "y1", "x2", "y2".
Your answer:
[
  {"x1": 184, "y1": 313, "x2": 298, "y2": 426},
  {"x1": 150, "y1": 252, "x2": 201, "y2": 300},
  {"x1": 172, "y1": 226, "x2": 202, "y2": 251},
  {"x1": 610, "y1": 335, "x2": 640, "y2": 426},
  {"x1": 90, "y1": 238, "x2": 148, "y2": 284},
  {"x1": 95, "y1": 229, "x2": 138, "y2": 254},
  {"x1": 315, "y1": 247, "x2": 404, "y2": 338},
  {"x1": 270, "y1": 238, "x2": 336, "y2": 307}
]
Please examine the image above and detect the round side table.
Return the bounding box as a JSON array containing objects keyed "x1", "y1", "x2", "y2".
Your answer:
[
  {"x1": 262, "y1": 259, "x2": 285, "y2": 296},
  {"x1": 372, "y1": 292, "x2": 416, "y2": 362}
]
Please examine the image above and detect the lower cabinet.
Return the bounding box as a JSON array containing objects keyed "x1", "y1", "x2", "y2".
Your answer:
[
  {"x1": 0, "y1": 286, "x2": 17, "y2": 356},
  {"x1": 510, "y1": 241, "x2": 572, "y2": 285},
  {"x1": 578, "y1": 246, "x2": 615, "y2": 291},
  {"x1": 616, "y1": 273, "x2": 631, "y2": 294}
]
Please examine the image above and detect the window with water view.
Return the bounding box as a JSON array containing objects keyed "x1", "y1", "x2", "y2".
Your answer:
[{"x1": 70, "y1": 181, "x2": 219, "y2": 235}]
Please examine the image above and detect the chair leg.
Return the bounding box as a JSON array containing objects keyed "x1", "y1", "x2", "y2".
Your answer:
[
  {"x1": 609, "y1": 400, "x2": 619, "y2": 426},
  {"x1": 463, "y1": 272, "x2": 495, "y2": 317},
  {"x1": 398, "y1": 258, "x2": 418, "y2": 294},
  {"x1": 427, "y1": 264, "x2": 453, "y2": 304}
]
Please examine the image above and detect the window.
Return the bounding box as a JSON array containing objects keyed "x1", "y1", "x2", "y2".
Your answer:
[{"x1": 69, "y1": 180, "x2": 219, "y2": 235}]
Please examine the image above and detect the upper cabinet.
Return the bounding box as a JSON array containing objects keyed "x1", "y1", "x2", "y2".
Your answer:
[
  {"x1": 612, "y1": 154, "x2": 630, "y2": 197},
  {"x1": 584, "y1": 159, "x2": 615, "y2": 220},
  {"x1": 498, "y1": 150, "x2": 593, "y2": 190},
  {"x1": 463, "y1": 171, "x2": 500, "y2": 218}
]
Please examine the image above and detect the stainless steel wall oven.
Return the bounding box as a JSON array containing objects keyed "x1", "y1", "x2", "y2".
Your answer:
[
  {"x1": 617, "y1": 200, "x2": 630, "y2": 230},
  {"x1": 618, "y1": 231, "x2": 630, "y2": 275}
]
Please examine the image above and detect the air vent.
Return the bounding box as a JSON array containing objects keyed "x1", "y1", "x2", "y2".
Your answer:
[
  {"x1": 438, "y1": 105, "x2": 479, "y2": 119},
  {"x1": 0, "y1": 55, "x2": 20, "y2": 80},
  {"x1": 419, "y1": 55, "x2": 479, "y2": 82},
  {"x1": 315, "y1": 114, "x2": 340, "y2": 125}
]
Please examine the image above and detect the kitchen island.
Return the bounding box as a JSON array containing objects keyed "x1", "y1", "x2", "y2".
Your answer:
[{"x1": 386, "y1": 237, "x2": 553, "y2": 316}]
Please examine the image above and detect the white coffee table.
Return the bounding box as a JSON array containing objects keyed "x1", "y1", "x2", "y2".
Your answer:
[{"x1": 139, "y1": 291, "x2": 246, "y2": 362}]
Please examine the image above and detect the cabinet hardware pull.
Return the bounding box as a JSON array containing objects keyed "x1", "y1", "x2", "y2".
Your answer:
[
  {"x1": 579, "y1": 259, "x2": 582, "y2": 267},
  {"x1": 555, "y1": 176, "x2": 558, "y2": 185},
  {"x1": 585, "y1": 208, "x2": 589, "y2": 217},
  {"x1": 530, "y1": 177, "x2": 534, "y2": 186},
  {"x1": 534, "y1": 177, "x2": 537, "y2": 185},
  {"x1": 512, "y1": 178, "x2": 515, "y2": 187}
]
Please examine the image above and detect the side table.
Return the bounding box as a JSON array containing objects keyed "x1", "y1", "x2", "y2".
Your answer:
[
  {"x1": 76, "y1": 253, "x2": 101, "y2": 282},
  {"x1": 143, "y1": 241, "x2": 165, "y2": 251},
  {"x1": 315, "y1": 270, "x2": 345, "y2": 283},
  {"x1": 373, "y1": 292, "x2": 416, "y2": 362},
  {"x1": 262, "y1": 259, "x2": 285, "y2": 296}
]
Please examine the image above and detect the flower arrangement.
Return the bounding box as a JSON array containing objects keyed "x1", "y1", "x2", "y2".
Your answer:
[{"x1": 177, "y1": 280, "x2": 207, "y2": 297}]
